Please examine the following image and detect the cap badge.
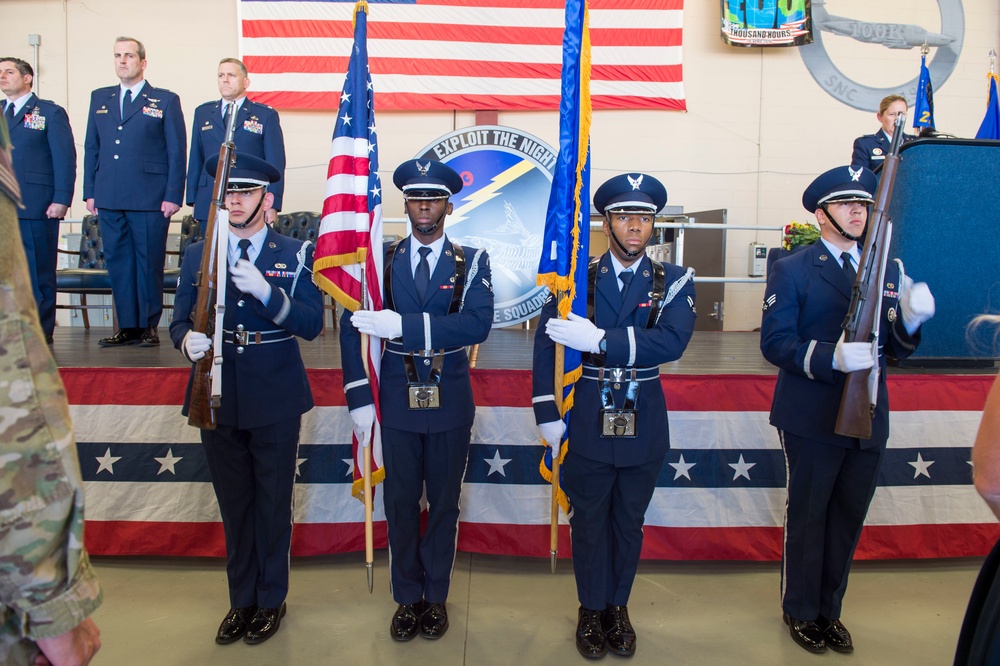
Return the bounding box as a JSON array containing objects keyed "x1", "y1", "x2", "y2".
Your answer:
[
  {"x1": 627, "y1": 174, "x2": 643, "y2": 191},
  {"x1": 848, "y1": 166, "x2": 862, "y2": 182},
  {"x1": 416, "y1": 161, "x2": 430, "y2": 176}
]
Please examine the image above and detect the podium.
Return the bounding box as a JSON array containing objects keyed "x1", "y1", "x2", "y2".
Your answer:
[{"x1": 887, "y1": 138, "x2": 1000, "y2": 366}]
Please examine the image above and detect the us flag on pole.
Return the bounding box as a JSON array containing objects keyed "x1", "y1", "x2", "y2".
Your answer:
[
  {"x1": 312, "y1": 0, "x2": 385, "y2": 499},
  {"x1": 238, "y1": 0, "x2": 685, "y2": 112}
]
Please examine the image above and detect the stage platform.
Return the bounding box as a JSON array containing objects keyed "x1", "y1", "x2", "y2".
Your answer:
[{"x1": 56, "y1": 327, "x2": 1000, "y2": 563}]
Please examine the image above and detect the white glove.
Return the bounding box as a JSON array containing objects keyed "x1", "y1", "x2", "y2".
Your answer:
[
  {"x1": 832, "y1": 332, "x2": 875, "y2": 373},
  {"x1": 898, "y1": 275, "x2": 935, "y2": 335},
  {"x1": 350, "y1": 404, "x2": 376, "y2": 448},
  {"x1": 182, "y1": 331, "x2": 212, "y2": 362},
  {"x1": 351, "y1": 309, "x2": 403, "y2": 339},
  {"x1": 538, "y1": 420, "x2": 566, "y2": 448},
  {"x1": 231, "y1": 259, "x2": 272, "y2": 303},
  {"x1": 545, "y1": 312, "x2": 605, "y2": 353}
]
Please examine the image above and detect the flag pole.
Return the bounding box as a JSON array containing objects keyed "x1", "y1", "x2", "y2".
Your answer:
[
  {"x1": 550, "y1": 297, "x2": 567, "y2": 574},
  {"x1": 360, "y1": 267, "x2": 374, "y2": 593}
]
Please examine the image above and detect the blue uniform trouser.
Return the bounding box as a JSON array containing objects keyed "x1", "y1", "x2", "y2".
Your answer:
[
  {"x1": 780, "y1": 430, "x2": 883, "y2": 621},
  {"x1": 201, "y1": 417, "x2": 300, "y2": 609},
  {"x1": 382, "y1": 424, "x2": 472, "y2": 605},
  {"x1": 98, "y1": 209, "x2": 170, "y2": 329},
  {"x1": 562, "y1": 450, "x2": 663, "y2": 611},
  {"x1": 18, "y1": 217, "x2": 59, "y2": 336}
]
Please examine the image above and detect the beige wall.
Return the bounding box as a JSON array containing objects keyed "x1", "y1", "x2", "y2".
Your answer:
[{"x1": 3, "y1": 0, "x2": 997, "y2": 330}]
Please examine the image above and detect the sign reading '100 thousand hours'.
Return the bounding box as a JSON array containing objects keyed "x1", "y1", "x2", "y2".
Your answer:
[{"x1": 417, "y1": 125, "x2": 556, "y2": 328}]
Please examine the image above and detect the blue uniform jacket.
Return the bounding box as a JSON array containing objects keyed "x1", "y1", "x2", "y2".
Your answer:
[
  {"x1": 851, "y1": 129, "x2": 914, "y2": 171},
  {"x1": 7, "y1": 94, "x2": 76, "y2": 219},
  {"x1": 532, "y1": 253, "x2": 697, "y2": 467},
  {"x1": 760, "y1": 242, "x2": 920, "y2": 449},
  {"x1": 186, "y1": 99, "x2": 285, "y2": 220},
  {"x1": 340, "y1": 235, "x2": 493, "y2": 434},
  {"x1": 83, "y1": 82, "x2": 186, "y2": 209},
  {"x1": 169, "y1": 227, "x2": 323, "y2": 429}
]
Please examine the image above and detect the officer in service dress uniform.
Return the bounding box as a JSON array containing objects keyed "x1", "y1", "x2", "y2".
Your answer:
[
  {"x1": 170, "y1": 154, "x2": 323, "y2": 645},
  {"x1": 341, "y1": 159, "x2": 493, "y2": 642},
  {"x1": 850, "y1": 94, "x2": 914, "y2": 172},
  {"x1": 532, "y1": 173, "x2": 696, "y2": 659},
  {"x1": 186, "y1": 58, "x2": 285, "y2": 233},
  {"x1": 760, "y1": 165, "x2": 936, "y2": 655},
  {"x1": 1, "y1": 57, "x2": 76, "y2": 344}
]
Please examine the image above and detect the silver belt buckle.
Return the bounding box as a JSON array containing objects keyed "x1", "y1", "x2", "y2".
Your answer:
[
  {"x1": 235, "y1": 330, "x2": 249, "y2": 346},
  {"x1": 601, "y1": 409, "x2": 637, "y2": 438},
  {"x1": 407, "y1": 382, "x2": 441, "y2": 410}
]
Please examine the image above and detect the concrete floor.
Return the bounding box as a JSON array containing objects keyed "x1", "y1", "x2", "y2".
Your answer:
[{"x1": 88, "y1": 551, "x2": 982, "y2": 665}]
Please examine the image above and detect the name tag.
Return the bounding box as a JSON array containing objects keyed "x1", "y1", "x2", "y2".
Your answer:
[
  {"x1": 96, "y1": 108, "x2": 108, "y2": 114},
  {"x1": 143, "y1": 106, "x2": 163, "y2": 119}
]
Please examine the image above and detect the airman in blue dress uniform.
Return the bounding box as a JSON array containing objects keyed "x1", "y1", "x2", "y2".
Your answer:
[
  {"x1": 170, "y1": 154, "x2": 323, "y2": 646},
  {"x1": 186, "y1": 58, "x2": 285, "y2": 233},
  {"x1": 1, "y1": 57, "x2": 76, "y2": 344},
  {"x1": 340, "y1": 159, "x2": 493, "y2": 642},
  {"x1": 533, "y1": 173, "x2": 696, "y2": 659},
  {"x1": 850, "y1": 95, "x2": 914, "y2": 171},
  {"x1": 83, "y1": 37, "x2": 187, "y2": 348},
  {"x1": 761, "y1": 165, "x2": 936, "y2": 654}
]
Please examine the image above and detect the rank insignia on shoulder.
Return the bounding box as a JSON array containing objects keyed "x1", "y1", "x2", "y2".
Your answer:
[
  {"x1": 888, "y1": 307, "x2": 897, "y2": 322},
  {"x1": 143, "y1": 106, "x2": 163, "y2": 119},
  {"x1": 762, "y1": 294, "x2": 776, "y2": 312}
]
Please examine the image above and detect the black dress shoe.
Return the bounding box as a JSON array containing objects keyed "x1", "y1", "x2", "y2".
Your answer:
[
  {"x1": 818, "y1": 616, "x2": 854, "y2": 653},
  {"x1": 45, "y1": 333, "x2": 54, "y2": 345},
  {"x1": 783, "y1": 613, "x2": 826, "y2": 653},
  {"x1": 139, "y1": 327, "x2": 160, "y2": 347},
  {"x1": 215, "y1": 606, "x2": 257, "y2": 644},
  {"x1": 98, "y1": 328, "x2": 142, "y2": 347},
  {"x1": 576, "y1": 607, "x2": 607, "y2": 659},
  {"x1": 420, "y1": 602, "x2": 449, "y2": 639},
  {"x1": 244, "y1": 603, "x2": 286, "y2": 644},
  {"x1": 390, "y1": 602, "x2": 424, "y2": 642},
  {"x1": 602, "y1": 605, "x2": 636, "y2": 657}
]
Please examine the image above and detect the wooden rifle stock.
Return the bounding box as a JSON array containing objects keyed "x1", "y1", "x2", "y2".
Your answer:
[
  {"x1": 834, "y1": 114, "x2": 906, "y2": 438},
  {"x1": 187, "y1": 108, "x2": 238, "y2": 429}
]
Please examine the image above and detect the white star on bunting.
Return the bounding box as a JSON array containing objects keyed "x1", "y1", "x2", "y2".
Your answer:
[
  {"x1": 154, "y1": 449, "x2": 183, "y2": 475},
  {"x1": 729, "y1": 454, "x2": 756, "y2": 481},
  {"x1": 485, "y1": 450, "x2": 512, "y2": 477},
  {"x1": 95, "y1": 448, "x2": 122, "y2": 475},
  {"x1": 669, "y1": 454, "x2": 696, "y2": 481},
  {"x1": 909, "y1": 452, "x2": 935, "y2": 479}
]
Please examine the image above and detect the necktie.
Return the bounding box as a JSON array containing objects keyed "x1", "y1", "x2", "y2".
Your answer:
[
  {"x1": 238, "y1": 239, "x2": 252, "y2": 263},
  {"x1": 841, "y1": 252, "x2": 857, "y2": 283},
  {"x1": 222, "y1": 102, "x2": 230, "y2": 122},
  {"x1": 415, "y1": 246, "x2": 432, "y2": 303},
  {"x1": 122, "y1": 89, "x2": 132, "y2": 117},
  {"x1": 4, "y1": 102, "x2": 14, "y2": 123},
  {"x1": 619, "y1": 268, "x2": 634, "y2": 298}
]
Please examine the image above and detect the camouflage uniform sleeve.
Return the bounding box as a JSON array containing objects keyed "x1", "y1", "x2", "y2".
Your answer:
[{"x1": 0, "y1": 115, "x2": 102, "y2": 654}]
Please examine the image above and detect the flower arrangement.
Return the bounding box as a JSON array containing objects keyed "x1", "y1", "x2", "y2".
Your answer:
[{"x1": 782, "y1": 221, "x2": 820, "y2": 250}]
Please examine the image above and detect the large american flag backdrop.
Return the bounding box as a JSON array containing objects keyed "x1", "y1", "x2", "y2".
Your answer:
[
  {"x1": 237, "y1": 0, "x2": 685, "y2": 111},
  {"x1": 69, "y1": 368, "x2": 1000, "y2": 560}
]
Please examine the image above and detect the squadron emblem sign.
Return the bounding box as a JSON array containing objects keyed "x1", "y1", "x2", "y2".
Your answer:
[{"x1": 417, "y1": 126, "x2": 556, "y2": 328}]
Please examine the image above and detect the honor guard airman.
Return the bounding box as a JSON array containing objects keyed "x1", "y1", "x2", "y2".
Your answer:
[
  {"x1": 760, "y1": 165, "x2": 935, "y2": 654},
  {"x1": 340, "y1": 158, "x2": 493, "y2": 642},
  {"x1": 532, "y1": 173, "x2": 696, "y2": 659},
  {"x1": 170, "y1": 153, "x2": 323, "y2": 645}
]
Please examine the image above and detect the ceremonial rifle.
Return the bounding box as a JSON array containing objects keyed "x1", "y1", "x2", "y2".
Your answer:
[
  {"x1": 188, "y1": 106, "x2": 238, "y2": 429},
  {"x1": 835, "y1": 113, "x2": 906, "y2": 439}
]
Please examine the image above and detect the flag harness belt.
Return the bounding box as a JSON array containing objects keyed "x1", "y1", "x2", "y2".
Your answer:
[
  {"x1": 384, "y1": 240, "x2": 466, "y2": 409},
  {"x1": 583, "y1": 257, "x2": 666, "y2": 438}
]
